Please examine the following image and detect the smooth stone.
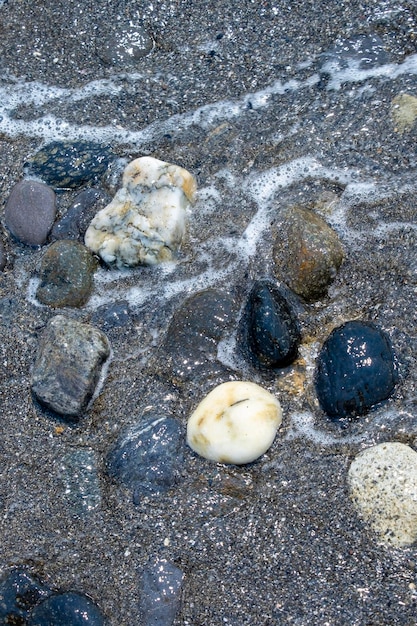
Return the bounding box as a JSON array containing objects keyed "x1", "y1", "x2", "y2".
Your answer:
[
  {"x1": 28, "y1": 592, "x2": 104, "y2": 626},
  {"x1": 25, "y1": 141, "x2": 115, "y2": 189},
  {"x1": 238, "y1": 280, "x2": 301, "y2": 370},
  {"x1": 84, "y1": 156, "x2": 197, "y2": 267},
  {"x1": 187, "y1": 381, "x2": 282, "y2": 465},
  {"x1": 97, "y1": 22, "x2": 154, "y2": 66},
  {"x1": 4, "y1": 180, "x2": 56, "y2": 246},
  {"x1": 314, "y1": 321, "x2": 397, "y2": 419},
  {"x1": 140, "y1": 558, "x2": 184, "y2": 626},
  {"x1": 0, "y1": 240, "x2": 6, "y2": 270},
  {"x1": 320, "y1": 33, "x2": 390, "y2": 72},
  {"x1": 59, "y1": 447, "x2": 101, "y2": 515},
  {"x1": 31, "y1": 315, "x2": 110, "y2": 419},
  {"x1": 91, "y1": 300, "x2": 132, "y2": 330},
  {"x1": 108, "y1": 413, "x2": 183, "y2": 504},
  {"x1": 155, "y1": 288, "x2": 236, "y2": 383},
  {"x1": 51, "y1": 188, "x2": 111, "y2": 241},
  {"x1": 36, "y1": 240, "x2": 97, "y2": 308},
  {"x1": 0, "y1": 569, "x2": 52, "y2": 622},
  {"x1": 391, "y1": 93, "x2": 417, "y2": 134},
  {"x1": 273, "y1": 205, "x2": 344, "y2": 302},
  {"x1": 348, "y1": 442, "x2": 417, "y2": 546}
]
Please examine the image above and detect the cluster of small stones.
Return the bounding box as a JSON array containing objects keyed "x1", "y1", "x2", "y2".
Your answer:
[{"x1": 0, "y1": 136, "x2": 410, "y2": 621}]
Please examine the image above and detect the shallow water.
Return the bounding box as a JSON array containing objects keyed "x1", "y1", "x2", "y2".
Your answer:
[{"x1": 0, "y1": 0, "x2": 417, "y2": 624}]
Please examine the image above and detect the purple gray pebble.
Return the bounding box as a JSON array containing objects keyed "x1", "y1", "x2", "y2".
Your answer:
[{"x1": 4, "y1": 180, "x2": 56, "y2": 246}]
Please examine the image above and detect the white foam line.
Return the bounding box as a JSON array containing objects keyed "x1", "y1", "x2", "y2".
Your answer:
[{"x1": 324, "y1": 52, "x2": 417, "y2": 90}]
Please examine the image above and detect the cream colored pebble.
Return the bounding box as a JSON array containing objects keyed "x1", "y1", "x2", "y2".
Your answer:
[
  {"x1": 348, "y1": 442, "x2": 417, "y2": 547},
  {"x1": 186, "y1": 381, "x2": 282, "y2": 465}
]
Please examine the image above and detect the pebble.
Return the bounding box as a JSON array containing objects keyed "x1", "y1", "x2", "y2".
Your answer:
[
  {"x1": 59, "y1": 447, "x2": 101, "y2": 515},
  {"x1": 97, "y1": 21, "x2": 154, "y2": 66},
  {"x1": 84, "y1": 156, "x2": 197, "y2": 267},
  {"x1": 348, "y1": 442, "x2": 417, "y2": 546},
  {"x1": 238, "y1": 279, "x2": 301, "y2": 370},
  {"x1": 31, "y1": 315, "x2": 110, "y2": 419},
  {"x1": 51, "y1": 188, "x2": 111, "y2": 242},
  {"x1": 320, "y1": 33, "x2": 390, "y2": 72},
  {"x1": 187, "y1": 381, "x2": 282, "y2": 465},
  {"x1": 4, "y1": 180, "x2": 56, "y2": 246},
  {"x1": 25, "y1": 141, "x2": 115, "y2": 189},
  {"x1": 0, "y1": 569, "x2": 52, "y2": 623},
  {"x1": 314, "y1": 321, "x2": 398, "y2": 419},
  {"x1": 36, "y1": 240, "x2": 97, "y2": 308},
  {"x1": 272, "y1": 205, "x2": 344, "y2": 302},
  {"x1": 0, "y1": 240, "x2": 6, "y2": 270},
  {"x1": 391, "y1": 93, "x2": 417, "y2": 134},
  {"x1": 91, "y1": 300, "x2": 132, "y2": 330},
  {"x1": 28, "y1": 592, "x2": 104, "y2": 625},
  {"x1": 108, "y1": 413, "x2": 183, "y2": 504},
  {"x1": 140, "y1": 558, "x2": 184, "y2": 626}
]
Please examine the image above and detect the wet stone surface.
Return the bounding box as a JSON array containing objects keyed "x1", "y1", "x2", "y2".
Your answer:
[
  {"x1": 25, "y1": 141, "x2": 115, "y2": 190},
  {"x1": 31, "y1": 315, "x2": 110, "y2": 419},
  {"x1": 139, "y1": 558, "x2": 184, "y2": 626},
  {"x1": 51, "y1": 188, "x2": 111, "y2": 242},
  {"x1": 0, "y1": 569, "x2": 52, "y2": 623},
  {"x1": 28, "y1": 592, "x2": 105, "y2": 626},
  {"x1": 96, "y1": 20, "x2": 154, "y2": 66},
  {"x1": 4, "y1": 180, "x2": 56, "y2": 246},
  {"x1": 314, "y1": 321, "x2": 398, "y2": 420},
  {"x1": 59, "y1": 448, "x2": 101, "y2": 516},
  {"x1": 36, "y1": 240, "x2": 97, "y2": 308}
]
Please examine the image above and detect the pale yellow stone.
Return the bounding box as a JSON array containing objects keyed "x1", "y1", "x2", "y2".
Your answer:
[
  {"x1": 391, "y1": 93, "x2": 417, "y2": 134},
  {"x1": 84, "y1": 156, "x2": 197, "y2": 267},
  {"x1": 348, "y1": 442, "x2": 417, "y2": 547},
  {"x1": 187, "y1": 381, "x2": 282, "y2": 465}
]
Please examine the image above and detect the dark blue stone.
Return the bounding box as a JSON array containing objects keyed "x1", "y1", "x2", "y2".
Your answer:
[
  {"x1": 28, "y1": 592, "x2": 104, "y2": 626},
  {"x1": 314, "y1": 321, "x2": 398, "y2": 419},
  {"x1": 140, "y1": 559, "x2": 183, "y2": 626},
  {"x1": 108, "y1": 414, "x2": 183, "y2": 504},
  {"x1": 239, "y1": 280, "x2": 301, "y2": 369},
  {"x1": 91, "y1": 301, "x2": 132, "y2": 330},
  {"x1": 0, "y1": 569, "x2": 52, "y2": 623}
]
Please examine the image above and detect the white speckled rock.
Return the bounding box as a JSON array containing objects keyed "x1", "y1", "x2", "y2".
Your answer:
[
  {"x1": 348, "y1": 442, "x2": 417, "y2": 547},
  {"x1": 84, "y1": 156, "x2": 197, "y2": 267},
  {"x1": 187, "y1": 381, "x2": 282, "y2": 465}
]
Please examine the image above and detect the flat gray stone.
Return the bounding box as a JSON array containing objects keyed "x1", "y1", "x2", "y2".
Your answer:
[
  {"x1": 31, "y1": 315, "x2": 110, "y2": 419},
  {"x1": 5, "y1": 180, "x2": 56, "y2": 246}
]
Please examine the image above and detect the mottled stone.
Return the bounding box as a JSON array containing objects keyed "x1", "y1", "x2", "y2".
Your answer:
[
  {"x1": 273, "y1": 205, "x2": 344, "y2": 301},
  {"x1": 4, "y1": 180, "x2": 56, "y2": 246},
  {"x1": 315, "y1": 321, "x2": 397, "y2": 419},
  {"x1": 0, "y1": 569, "x2": 52, "y2": 623},
  {"x1": 51, "y1": 188, "x2": 111, "y2": 241},
  {"x1": 29, "y1": 592, "x2": 104, "y2": 626},
  {"x1": 31, "y1": 315, "x2": 110, "y2": 419},
  {"x1": 0, "y1": 240, "x2": 6, "y2": 270},
  {"x1": 25, "y1": 141, "x2": 115, "y2": 189},
  {"x1": 97, "y1": 21, "x2": 154, "y2": 66},
  {"x1": 85, "y1": 156, "x2": 197, "y2": 267},
  {"x1": 391, "y1": 93, "x2": 417, "y2": 134},
  {"x1": 140, "y1": 559, "x2": 184, "y2": 626},
  {"x1": 187, "y1": 381, "x2": 282, "y2": 465},
  {"x1": 238, "y1": 280, "x2": 301, "y2": 370},
  {"x1": 348, "y1": 442, "x2": 417, "y2": 546},
  {"x1": 36, "y1": 240, "x2": 97, "y2": 308},
  {"x1": 59, "y1": 448, "x2": 101, "y2": 515},
  {"x1": 108, "y1": 413, "x2": 183, "y2": 504}
]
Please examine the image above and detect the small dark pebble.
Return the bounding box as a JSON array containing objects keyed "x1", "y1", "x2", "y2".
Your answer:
[
  {"x1": 96, "y1": 21, "x2": 154, "y2": 66},
  {"x1": 4, "y1": 180, "x2": 56, "y2": 246},
  {"x1": 0, "y1": 569, "x2": 52, "y2": 623},
  {"x1": 36, "y1": 240, "x2": 97, "y2": 308},
  {"x1": 314, "y1": 320, "x2": 398, "y2": 419},
  {"x1": 140, "y1": 558, "x2": 184, "y2": 626},
  {"x1": 108, "y1": 413, "x2": 183, "y2": 504},
  {"x1": 24, "y1": 141, "x2": 115, "y2": 189},
  {"x1": 91, "y1": 300, "x2": 132, "y2": 330},
  {"x1": 31, "y1": 315, "x2": 110, "y2": 419},
  {"x1": 238, "y1": 279, "x2": 301, "y2": 370},
  {"x1": 28, "y1": 592, "x2": 104, "y2": 626},
  {"x1": 320, "y1": 33, "x2": 390, "y2": 72},
  {"x1": 51, "y1": 188, "x2": 111, "y2": 242}
]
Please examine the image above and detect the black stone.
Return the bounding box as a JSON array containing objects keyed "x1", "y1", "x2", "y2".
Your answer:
[
  {"x1": 51, "y1": 188, "x2": 111, "y2": 242},
  {"x1": 108, "y1": 413, "x2": 183, "y2": 504},
  {"x1": 314, "y1": 321, "x2": 398, "y2": 419},
  {"x1": 239, "y1": 280, "x2": 301, "y2": 369},
  {"x1": 0, "y1": 570, "x2": 52, "y2": 623},
  {"x1": 25, "y1": 141, "x2": 115, "y2": 190},
  {"x1": 28, "y1": 592, "x2": 104, "y2": 626}
]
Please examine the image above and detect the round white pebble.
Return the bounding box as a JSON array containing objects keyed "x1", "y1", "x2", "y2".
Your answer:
[
  {"x1": 348, "y1": 442, "x2": 417, "y2": 546},
  {"x1": 186, "y1": 381, "x2": 282, "y2": 465}
]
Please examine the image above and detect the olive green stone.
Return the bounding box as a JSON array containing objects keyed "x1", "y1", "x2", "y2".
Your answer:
[
  {"x1": 273, "y1": 206, "x2": 344, "y2": 302},
  {"x1": 36, "y1": 240, "x2": 97, "y2": 308}
]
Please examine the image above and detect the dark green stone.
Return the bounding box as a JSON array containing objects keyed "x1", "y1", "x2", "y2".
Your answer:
[
  {"x1": 25, "y1": 141, "x2": 115, "y2": 189},
  {"x1": 36, "y1": 240, "x2": 97, "y2": 308}
]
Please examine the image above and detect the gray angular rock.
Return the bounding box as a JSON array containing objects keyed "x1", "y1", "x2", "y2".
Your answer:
[
  {"x1": 36, "y1": 240, "x2": 97, "y2": 308},
  {"x1": 31, "y1": 315, "x2": 110, "y2": 419},
  {"x1": 4, "y1": 180, "x2": 56, "y2": 246}
]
